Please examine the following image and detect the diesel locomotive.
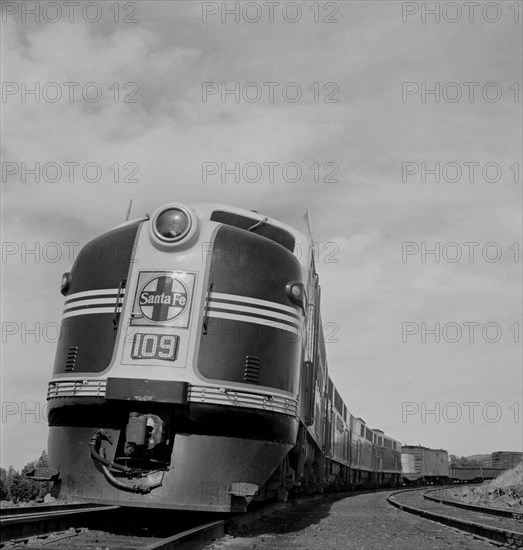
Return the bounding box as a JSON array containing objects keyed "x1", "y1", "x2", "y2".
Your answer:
[{"x1": 44, "y1": 203, "x2": 402, "y2": 511}]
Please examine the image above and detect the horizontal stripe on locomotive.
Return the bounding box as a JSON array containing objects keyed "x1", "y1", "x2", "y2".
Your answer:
[
  {"x1": 62, "y1": 307, "x2": 123, "y2": 320},
  {"x1": 62, "y1": 289, "x2": 124, "y2": 319},
  {"x1": 47, "y1": 379, "x2": 297, "y2": 417},
  {"x1": 208, "y1": 301, "x2": 300, "y2": 327},
  {"x1": 64, "y1": 288, "x2": 126, "y2": 303},
  {"x1": 210, "y1": 293, "x2": 301, "y2": 320},
  {"x1": 207, "y1": 310, "x2": 300, "y2": 335},
  {"x1": 207, "y1": 293, "x2": 302, "y2": 334}
]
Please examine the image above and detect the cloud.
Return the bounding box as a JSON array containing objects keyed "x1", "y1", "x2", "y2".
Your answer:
[{"x1": 1, "y1": 2, "x2": 521, "y2": 468}]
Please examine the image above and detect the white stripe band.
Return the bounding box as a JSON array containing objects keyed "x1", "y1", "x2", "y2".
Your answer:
[
  {"x1": 62, "y1": 307, "x2": 121, "y2": 319},
  {"x1": 64, "y1": 298, "x2": 124, "y2": 311},
  {"x1": 211, "y1": 292, "x2": 300, "y2": 317},
  {"x1": 65, "y1": 288, "x2": 124, "y2": 303},
  {"x1": 209, "y1": 301, "x2": 299, "y2": 326},
  {"x1": 208, "y1": 310, "x2": 298, "y2": 334}
]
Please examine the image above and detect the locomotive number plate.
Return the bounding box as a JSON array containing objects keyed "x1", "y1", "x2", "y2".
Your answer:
[{"x1": 131, "y1": 333, "x2": 179, "y2": 361}]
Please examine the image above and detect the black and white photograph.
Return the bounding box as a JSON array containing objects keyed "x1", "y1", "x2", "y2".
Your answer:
[{"x1": 1, "y1": 1, "x2": 522, "y2": 548}]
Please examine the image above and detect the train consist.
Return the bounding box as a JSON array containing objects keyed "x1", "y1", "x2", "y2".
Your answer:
[
  {"x1": 401, "y1": 445, "x2": 513, "y2": 484},
  {"x1": 43, "y1": 203, "x2": 403, "y2": 512}
]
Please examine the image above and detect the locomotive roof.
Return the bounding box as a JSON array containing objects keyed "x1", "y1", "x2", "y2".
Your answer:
[
  {"x1": 190, "y1": 203, "x2": 313, "y2": 267},
  {"x1": 118, "y1": 202, "x2": 313, "y2": 270}
]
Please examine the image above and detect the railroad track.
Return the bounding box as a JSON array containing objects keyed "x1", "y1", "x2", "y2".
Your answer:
[
  {"x1": 6, "y1": 487, "x2": 490, "y2": 550},
  {"x1": 0, "y1": 503, "x2": 225, "y2": 549},
  {"x1": 388, "y1": 488, "x2": 523, "y2": 548},
  {"x1": 0, "y1": 489, "x2": 373, "y2": 550},
  {"x1": 0, "y1": 503, "x2": 119, "y2": 544},
  {"x1": 424, "y1": 488, "x2": 523, "y2": 521}
]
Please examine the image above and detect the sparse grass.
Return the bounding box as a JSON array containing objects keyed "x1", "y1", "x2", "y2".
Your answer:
[{"x1": 448, "y1": 463, "x2": 523, "y2": 510}]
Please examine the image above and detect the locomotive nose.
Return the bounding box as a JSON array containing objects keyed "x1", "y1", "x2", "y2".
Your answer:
[{"x1": 149, "y1": 204, "x2": 199, "y2": 248}]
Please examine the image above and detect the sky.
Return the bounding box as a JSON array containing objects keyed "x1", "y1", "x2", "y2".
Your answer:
[{"x1": 1, "y1": 0, "x2": 522, "y2": 469}]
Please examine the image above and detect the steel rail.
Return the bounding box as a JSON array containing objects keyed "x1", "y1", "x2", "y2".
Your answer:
[
  {"x1": 423, "y1": 488, "x2": 523, "y2": 521},
  {"x1": 143, "y1": 520, "x2": 226, "y2": 550},
  {"x1": 0, "y1": 503, "x2": 119, "y2": 545},
  {"x1": 0, "y1": 502, "x2": 115, "y2": 517},
  {"x1": 388, "y1": 489, "x2": 523, "y2": 548}
]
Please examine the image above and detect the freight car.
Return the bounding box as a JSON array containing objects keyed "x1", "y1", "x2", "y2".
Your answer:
[
  {"x1": 449, "y1": 466, "x2": 508, "y2": 482},
  {"x1": 401, "y1": 445, "x2": 449, "y2": 484},
  {"x1": 491, "y1": 451, "x2": 523, "y2": 470},
  {"x1": 39, "y1": 203, "x2": 402, "y2": 511}
]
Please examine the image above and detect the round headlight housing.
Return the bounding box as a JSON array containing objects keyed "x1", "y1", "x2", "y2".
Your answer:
[
  {"x1": 286, "y1": 281, "x2": 306, "y2": 313},
  {"x1": 149, "y1": 204, "x2": 198, "y2": 247},
  {"x1": 60, "y1": 272, "x2": 72, "y2": 296},
  {"x1": 156, "y1": 208, "x2": 191, "y2": 241}
]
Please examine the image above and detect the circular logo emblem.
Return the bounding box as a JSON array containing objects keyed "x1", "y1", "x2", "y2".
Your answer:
[{"x1": 138, "y1": 276, "x2": 188, "y2": 322}]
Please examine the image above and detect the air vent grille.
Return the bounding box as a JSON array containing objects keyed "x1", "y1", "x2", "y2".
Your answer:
[
  {"x1": 243, "y1": 355, "x2": 261, "y2": 384},
  {"x1": 65, "y1": 346, "x2": 79, "y2": 372}
]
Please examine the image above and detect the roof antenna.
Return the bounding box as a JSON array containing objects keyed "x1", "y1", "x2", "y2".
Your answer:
[
  {"x1": 303, "y1": 206, "x2": 316, "y2": 262},
  {"x1": 125, "y1": 199, "x2": 133, "y2": 222},
  {"x1": 305, "y1": 205, "x2": 315, "y2": 240}
]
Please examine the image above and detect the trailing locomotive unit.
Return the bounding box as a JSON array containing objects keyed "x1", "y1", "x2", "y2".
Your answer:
[{"x1": 45, "y1": 203, "x2": 402, "y2": 511}]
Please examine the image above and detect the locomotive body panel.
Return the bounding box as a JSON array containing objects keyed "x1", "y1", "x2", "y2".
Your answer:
[
  {"x1": 48, "y1": 425, "x2": 292, "y2": 511},
  {"x1": 52, "y1": 220, "x2": 142, "y2": 377},
  {"x1": 197, "y1": 223, "x2": 304, "y2": 394}
]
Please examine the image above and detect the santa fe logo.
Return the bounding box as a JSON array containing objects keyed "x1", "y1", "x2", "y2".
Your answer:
[{"x1": 138, "y1": 275, "x2": 188, "y2": 322}]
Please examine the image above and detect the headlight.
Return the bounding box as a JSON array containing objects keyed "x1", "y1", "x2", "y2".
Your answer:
[
  {"x1": 155, "y1": 208, "x2": 191, "y2": 241},
  {"x1": 60, "y1": 272, "x2": 72, "y2": 295},
  {"x1": 149, "y1": 204, "x2": 198, "y2": 247},
  {"x1": 286, "y1": 282, "x2": 306, "y2": 313}
]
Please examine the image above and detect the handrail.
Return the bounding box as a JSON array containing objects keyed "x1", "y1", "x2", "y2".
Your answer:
[{"x1": 112, "y1": 278, "x2": 126, "y2": 329}]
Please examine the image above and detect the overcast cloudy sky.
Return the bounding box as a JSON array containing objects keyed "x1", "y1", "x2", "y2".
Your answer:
[{"x1": 1, "y1": 1, "x2": 521, "y2": 469}]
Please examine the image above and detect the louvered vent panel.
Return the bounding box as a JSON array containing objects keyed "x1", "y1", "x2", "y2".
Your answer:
[
  {"x1": 64, "y1": 346, "x2": 79, "y2": 372},
  {"x1": 243, "y1": 355, "x2": 261, "y2": 384}
]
